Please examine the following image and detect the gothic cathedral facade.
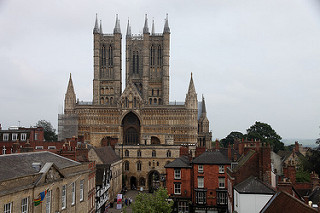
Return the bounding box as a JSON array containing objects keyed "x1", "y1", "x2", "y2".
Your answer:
[{"x1": 58, "y1": 14, "x2": 212, "y2": 190}]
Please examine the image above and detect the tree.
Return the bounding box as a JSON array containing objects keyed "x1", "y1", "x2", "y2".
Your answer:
[
  {"x1": 245, "y1": 121, "x2": 284, "y2": 153},
  {"x1": 36, "y1": 120, "x2": 58, "y2": 141},
  {"x1": 220, "y1": 131, "x2": 244, "y2": 148},
  {"x1": 131, "y1": 187, "x2": 173, "y2": 213}
]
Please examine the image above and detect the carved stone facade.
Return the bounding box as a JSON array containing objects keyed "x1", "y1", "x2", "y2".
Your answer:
[{"x1": 58, "y1": 14, "x2": 212, "y2": 190}]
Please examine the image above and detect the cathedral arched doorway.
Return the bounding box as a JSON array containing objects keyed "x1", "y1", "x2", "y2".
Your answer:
[
  {"x1": 130, "y1": 176, "x2": 137, "y2": 190},
  {"x1": 122, "y1": 112, "x2": 140, "y2": 145},
  {"x1": 148, "y1": 170, "x2": 160, "y2": 193}
]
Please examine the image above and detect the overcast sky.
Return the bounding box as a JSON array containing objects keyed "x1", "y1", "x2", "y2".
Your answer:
[{"x1": 1, "y1": 0, "x2": 320, "y2": 141}]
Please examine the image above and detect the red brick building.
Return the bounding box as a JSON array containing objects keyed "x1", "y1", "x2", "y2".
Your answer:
[
  {"x1": 165, "y1": 156, "x2": 192, "y2": 213},
  {"x1": 192, "y1": 151, "x2": 231, "y2": 213},
  {"x1": 227, "y1": 141, "x2": 272, "y2": 213},
  {"x1": 165, "y1": 150, "x2": 232, "y2": 213}
]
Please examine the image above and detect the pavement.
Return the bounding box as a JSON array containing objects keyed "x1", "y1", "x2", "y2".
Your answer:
[{"x1": 107, "y1": 189, "x2": 146, "y2": 213}]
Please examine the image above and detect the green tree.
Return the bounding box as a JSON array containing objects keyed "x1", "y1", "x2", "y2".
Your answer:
[
  {"x1": 245, "y1": 121, "x2": 284, "y2": 153},
  {"x1": 36, "y1": 120, "x2": 58, "y2": 141},
  {"x1": 220, "y1": 131, "x2": 244, "y2": 148},
  {"x1": 132, "y1": 187, "x2": 173, "y2": 213}
]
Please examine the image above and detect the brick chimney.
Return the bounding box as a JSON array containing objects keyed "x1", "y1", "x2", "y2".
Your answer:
[
  {"x1": 215, "y1": 139, "x2": 220, "y2": 150},
  {"x1": 278, "y1": 178, "x2": 293, "y2": 194},
  {"x1": 195, "y1": 147, "x2": 206, "y2": 158},
  {"x1": 180, "y1": 146, "x2": 189, "y2": 157},
  {"x1": 228, "y1": 143, "x2": 232, "y2": 160},
  {"x1": 283, "y1": 164, "x2": 296, "y2": 185},
  {"x1": 311, "y1": 171, "x2": 319, "y2": 190}
]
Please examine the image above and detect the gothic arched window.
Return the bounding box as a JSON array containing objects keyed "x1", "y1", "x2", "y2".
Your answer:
[
  {"x1": 134, "y1": 98, "x2": 137, "y2": 108},
  {"x1": 167, "y1": 150, "x2": 171, "y2": 157},
  {"x1": 152, "y1": 150, "x2": 156, "y2": 157},
  {"x1": 137, "y1": 161, "x2": 142, "y2": 171},
  {"x1": 125, "y1": 149, "x2": 129, "y2": 157},
  {"x1": 101, "y1": 44, "x2": 106, "y2": 67},
  {"x1": 157, "y1": 45, "x2": 162, "y2": 66},
  {"x1": 108, "y1": 45, "x2": 113, "y2": 66},
  {"x1": 124, "y1": 161, "x2": 129, "y2": 171},
  {"x1": 133, "y1": 51, "x2": 139, "y2": 74}
]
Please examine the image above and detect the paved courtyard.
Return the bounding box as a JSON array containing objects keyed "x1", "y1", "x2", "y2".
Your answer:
[{"x1": 107, "y1": 190, "x2": 146, "y2": 213}]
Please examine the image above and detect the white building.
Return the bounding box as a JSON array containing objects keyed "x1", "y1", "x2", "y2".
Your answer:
[{"x1": 233, "y1": 176, "x2": 275, "y2": 213}]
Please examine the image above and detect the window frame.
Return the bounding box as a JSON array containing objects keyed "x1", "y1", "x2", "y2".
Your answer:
[
  {"x1": 152, "y1": 150, "x2": 156, "y2": 157},
  {"x1": 21, "y1": 133, "x2": 27, "y2": 141},
  {"x1": 71, "y1": 182, "x2": 75, "y2": 205},
  {"x1": 80, "y1": 180, "x2": 84, "y2": 202},
  {"x1": 21, "y1": 197, "x2": 28, "y2": 213},
  {"x1": 174, "y1": 182, "x2": 181, "y2": 195},
  {"x1": 198, "y1": 165, "x2": 203, "y2": 173},
  {"x1": 217, "y1": 192, "x2": 227, "y2": 205},
  {"x1": 62, "y1": 185, "x2": 66, "y2": 209},
  {"x1": 3, "y1": 133, "x2": 9, "y2": 141},
  {"x1": 219, "y1": 177, "x2": 225, "y2": 188},
  {"x1": 174, "y1": 169, "x2": 181, "y2": 180},
  {"x1": 219, "y1": 165, "x2": 225, "y2": 174},
  {"x1": 12, "y1": 133, "x2": 18, "y2": 141},
  {"x1": 198, "y1": 177, "x2": 204, "y2": 188},
  {"x1": 4, "y1": 202, "x2": 12, "y2": 213},
  {"x1": 46, "y1": 190, "x2": 51, "y2": 213}
]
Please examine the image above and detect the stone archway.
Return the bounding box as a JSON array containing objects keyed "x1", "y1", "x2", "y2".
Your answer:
[
  {"x1": 122, "y1": 112, "x2": 140, "y2": 145},
  {"x1": 148, "y1": 170, "x2": 160, "y2": 193},
  {"x1": 130, "y1": 176, "x2": 137, "y2": 190}
]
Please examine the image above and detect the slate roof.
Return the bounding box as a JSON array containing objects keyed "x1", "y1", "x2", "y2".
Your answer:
[
  {"x1": 0, "y1": 151, "x2": 80, "y2": 182},
  {"x1": 93, "y1": 146, "x2": 121, "y2": 165},
  {"x1": 192, "y1": 150, "x2": 231, "y2": 165},
  {"x1": 308, "y1": 186, "x2": 320, "y2": 205},
  {"x1": 277, "y1": 150, "x2": 303, "y2": 162},
  {"x1": 233, "y1": 149, "x2": 256, "y2": 172},
  {"x1": 165, "y1": 156, "x2": 191, "y2": 168},
  {"x1": 219, "y1": 148, "x2": 241, "y2": 161},
  {"x1": 260, "y1": 191, "x2": 317, "y2": 213},
  {"x1": 234, "y1": 176, "x2": 275, "y2": 195}
]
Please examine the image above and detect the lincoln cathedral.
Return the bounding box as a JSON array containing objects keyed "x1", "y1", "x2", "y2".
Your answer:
[{"x1": 58, "y1": 14, "x2": 212, "y2": 190}]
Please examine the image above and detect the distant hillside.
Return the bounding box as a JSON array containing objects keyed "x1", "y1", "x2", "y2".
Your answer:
[{"x1": 282, "y1": 139, "x2": 317, "y2": 148}]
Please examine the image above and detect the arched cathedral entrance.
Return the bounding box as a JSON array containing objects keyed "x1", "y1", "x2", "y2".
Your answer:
[
  {"x1": 122, "y1": 112, "x2": 140, "y2": 145},
  {"x1": 148, "y1": 170, "x2": 160, "y2": 193}
]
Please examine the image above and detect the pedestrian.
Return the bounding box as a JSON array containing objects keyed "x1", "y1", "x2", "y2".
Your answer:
[
  {"x1": 128, "y1": 197, "x2": 131, "y2": 206},
  {"x1": 125, "y1": 198, "x2": 128, "y2": 206}
]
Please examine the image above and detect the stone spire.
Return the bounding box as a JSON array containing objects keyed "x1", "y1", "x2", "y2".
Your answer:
[
  {"x1": 151, "y1": 19, "x2": 155, "y2": 35},
  {"x1": 100, "y1": 20, "x2": 103, "y2": 34},
  {"x1": 143, "y1": 14, "x2": 149, "y2": 34},
  {"x1": 185, "y1": 73, "x2": 198, "y2": 109},
  {"x1": 126, "y1": 19, "x2": 131, "y2": 38},
  {"x1": 64, "y1": 73, "x2": 76, "y2": 114},
  {"x1": 187, "y1": 72, "x2": 196, "y2": 94},
  {"x1": 163, "y1": 13, "x2": 170, "y2": 33},
  {"x1": 201, "y1": 95, "x2": 207, "y2": 115},
  {"x1": 93, "y1": 13, "x2": 99, "y2": 34},
  {"x1": 113, "y1": 14, "x2": 121, "y2": 34}
]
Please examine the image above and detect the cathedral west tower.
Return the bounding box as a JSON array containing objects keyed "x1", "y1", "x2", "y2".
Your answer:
[
  {"x1": 93, "y1": 14, "x2": 122, "y2": 105},
  {"x1": 125, "y1": 14, "x2": 170, "y2": 105}
]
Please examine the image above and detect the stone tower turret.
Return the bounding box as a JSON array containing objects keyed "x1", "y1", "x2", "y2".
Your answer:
[
  {"x1": 93, "y1": 14, "x2": 122, "y2": 106},
  {"x1": 126, "y1": 14, "x2": 170, "y2": 105},
  {"x1": 64, "y1": 73, "x2": 76, "y2": 114},
  {"x1": 185, "y1": 73, "x2": 198, "y2": 109}
]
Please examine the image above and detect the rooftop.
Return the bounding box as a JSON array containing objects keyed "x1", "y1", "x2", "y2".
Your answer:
[{"x1": 0, "y1": 151, "x2": 80, "y2": 182}]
